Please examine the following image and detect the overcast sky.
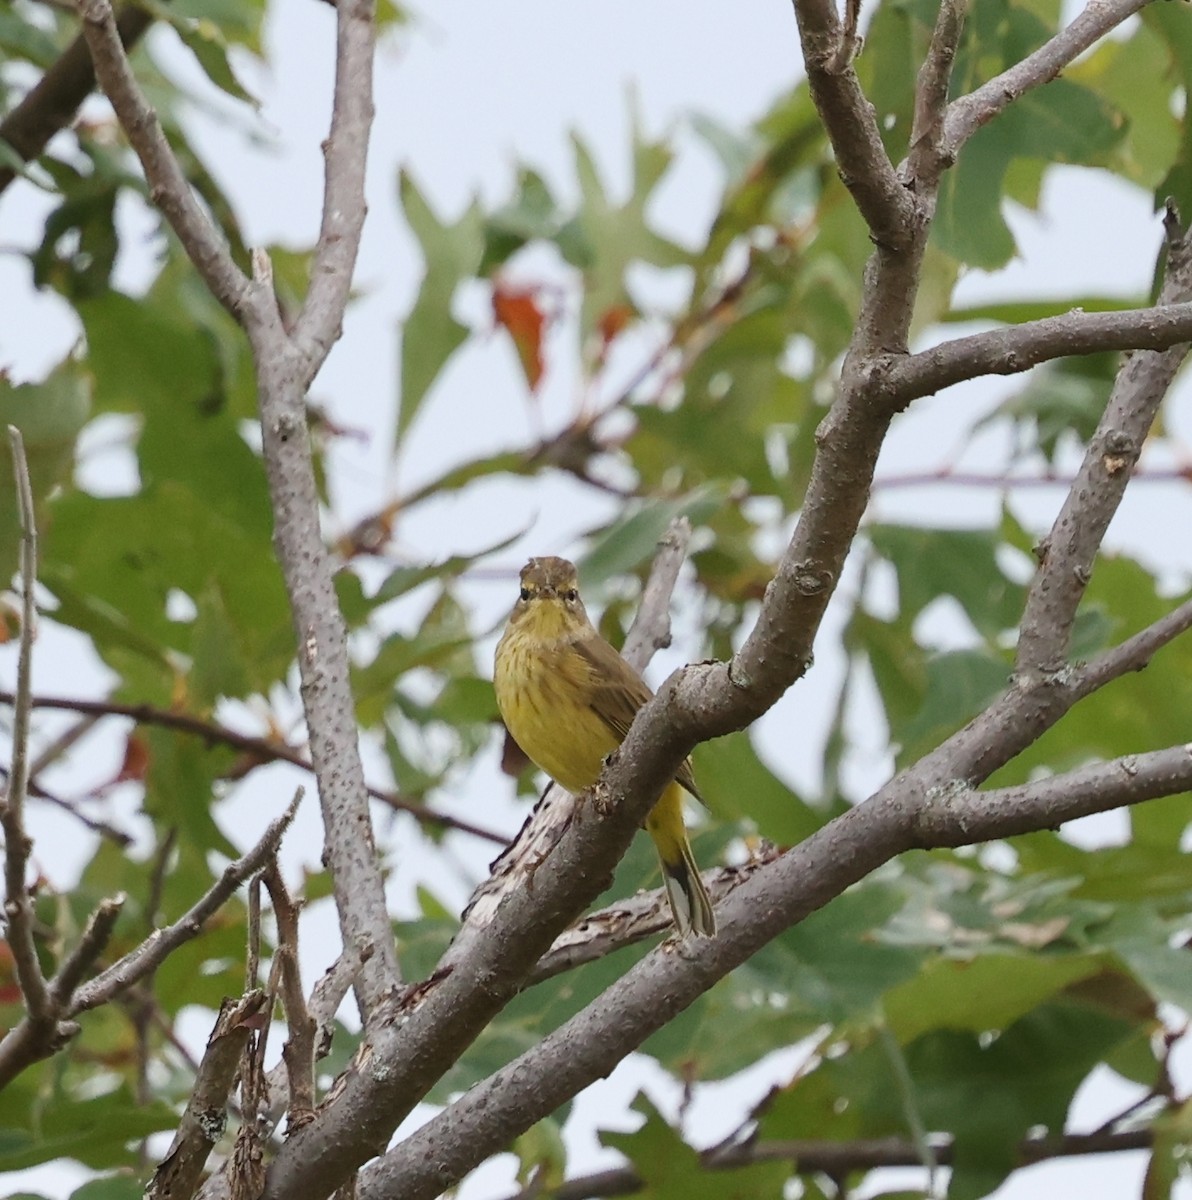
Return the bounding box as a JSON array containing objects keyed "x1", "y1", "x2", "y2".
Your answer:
[{"x1": 2, "y1": 1, "x2": 1188, "y2": 1196}]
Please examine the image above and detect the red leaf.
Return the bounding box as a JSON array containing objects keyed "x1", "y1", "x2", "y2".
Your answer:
[
  {"x1": 598, "y1": 303, "x2": 634, "y2": 347},
  {"x1": 592, "y1": 303, "x2": 636, "y2": 371},
  {"x1": 113, "y1": 733, "x2": 150, "y2": 784},
  {"x1": 492, "y1": 284, "x2": 547, "y2": 390}
]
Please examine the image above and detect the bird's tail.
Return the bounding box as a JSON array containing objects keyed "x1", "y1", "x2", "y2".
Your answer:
[{"x1": 645, "y1": 784, "x2": 716, "y2": 939}]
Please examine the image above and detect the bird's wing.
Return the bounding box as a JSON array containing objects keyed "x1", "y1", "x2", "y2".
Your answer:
[{"x1": 571, "y1": 636, "x2": 704, "y2": 804}]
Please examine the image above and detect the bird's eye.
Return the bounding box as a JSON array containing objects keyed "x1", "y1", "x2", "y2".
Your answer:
[
  {"x1": 519, "y1": 587, "x2": 531, "y2": 602},
  {"x1": 564, "y1": 589, "x2": 578, "y2": 603}
]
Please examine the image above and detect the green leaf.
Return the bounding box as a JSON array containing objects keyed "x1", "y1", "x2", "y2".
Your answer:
[
  {"x1": 0, "y1": 9, "x2": 62, "y2": 65},
  {"x1": 0, "y1": 361, "x2": 91, "y2": 582},
  {"x1": 0, "y1": 1088, "x2": 178, "y2": 1171},
  {"x1": 690, "y1": 732, "x2": 832, "y2": 845},
  {"x1": 895, "y1": 649, "x2": 1009, "y2": 764},
  {"x1": 69, "y1": 1173, "x2": 145, "y2": 1200},
  {"x1": 868, "y1": 525, "x2": 1026, "y2": 639},
  {"x1": 481, "y1": 167, "x2": 563, "y2": 271},
  {"x1": 578, "y1": 484, "x2": 732, "y2": 588},
  {"x1": 557, "y1": 116, "x2": 689, "y2": 340},
  {"x1": 883, "y1": 953, "x2": 1105, "y2": 1045},
  {"x1": 910, "y1": 1001, "x2": 1133, "y2": 1200},
  {"x1": 934, "y1": 0, "x2": 1126, "y2": 267},
  {"x1": 602, "y1": 1094, "x2": 788, "y2": 1198},
  {"x1": 397, "y1": 172, "x2": 485, "y2": 446}
]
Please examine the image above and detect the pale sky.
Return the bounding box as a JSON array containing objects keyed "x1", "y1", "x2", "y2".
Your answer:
[{"x1": 1, "y1": 1, "x2": 1186, "y2": 1197}]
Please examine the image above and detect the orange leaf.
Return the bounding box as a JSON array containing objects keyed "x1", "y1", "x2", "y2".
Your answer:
[
  {"x1": 492, "y1": 285, "x2": 547, "y2": 390},
  {"x1": 592, "y1": 303, "x2": 636, "y2": 371},
  {"x1": 113, "y1": 733, "x2": 150, "y2": 784},
  {"x1": 598, "y1": 303, "x2": 634, "y2": 347}
]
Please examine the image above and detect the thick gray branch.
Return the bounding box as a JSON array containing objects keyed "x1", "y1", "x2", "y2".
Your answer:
[
  {"x1": 77, "y1": 0, "x2": 401, "y2": 1017},
  {"x1": 357, "y1": 738, "x2": 1184, "y2": 1200}
]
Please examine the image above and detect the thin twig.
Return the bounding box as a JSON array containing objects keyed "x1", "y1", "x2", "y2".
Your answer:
[
  {"x1": 146, "y1": 990, "x2": 269, "y2": 1200},
  {"x1": 27, "y1": 712, "x2": 102, "y2": 777},
  {"x1": 2, "y1": 426, "x2": 51, "y2": 1020},
  {"x1": 0, "y1": 692, "x2": 508, "y2": 845},
  {"x1": 246, "y1": 872, "x2": 263, "y2": 993},
  {"x1": 906, "y1": 0, "x2": 967, "y2": 186},
  {"x1": 23, "y1": 778, "x2": 134, "y2": 845},
  {"x1": 1075, "y1": 596, "x2": 1192, "y2": 696},
  {"x1": 621, "y1": 517, "x2": 691, "y2": 669},
  {"x1": 262, "y1": 940, "x2": 373, "y2": 1123},
  {"x1": 871, "y1": 467, "x2": 1192, "y2": 492},
  {"x1": 70, "y1": 790, "x2": 303, "y2": 1015},
  {"x1": 262, "y1": 861, "x2": 317, "y2": 1129},
  {"x1": 292, "y1": 0, "x2": 377, "y2": 372},
  {"x1": 493, "y1": 1128, "x2": 1156, "y2": 1200},
  {"x1": 48, "y1": 894, "x2": 125, "y2": 1006}
]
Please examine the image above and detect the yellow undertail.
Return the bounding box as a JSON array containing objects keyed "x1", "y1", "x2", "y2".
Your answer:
[{"x1": 644, "y1": 783, "x2": 716, "y2": 938}]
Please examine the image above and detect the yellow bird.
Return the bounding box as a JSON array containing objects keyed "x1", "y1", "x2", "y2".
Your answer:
[{"x1": 493, "y1": 556, "x2": 715, "y2": 938}]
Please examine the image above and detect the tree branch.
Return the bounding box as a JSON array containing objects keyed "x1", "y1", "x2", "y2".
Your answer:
[
  {"x1": 913, "y1": 744, "x2": 1192, "y2": 845},
  {"x1": 528, "y1": 850, "x2": 779, "y2": 987},
  {"x1": 0, "y1": 781, "x2": 294, "y2": 1092},
  {"x1": 885, "y1": 300, "x2": 1192, "y2": 406},
  {"x1": 906, "y1": 0, "x2": 967, "y2": 189},
  {"x1": 620, "y1": 517, "x2": 691, "y2": 667},
  {"x1": 1016, "y1": 215, "x2": 1192, "y2": 676},
  {"x1": 354, "y1": 730, "x2": 1187, "y2": 1200},
  {"x1": 0, "y1": 691, "x2": 508, "y2": 845},
  {"x1": 48, "y1": 893, "x2": 125, "y2": 1006},
  {"x1": 74, "y1": 0, "x2": 251, "y2": 316},
  {"x1": 244, "y1": 250, "x2": 401, "y2": 1013},
  {"x1": 1076, "y1": 596, "x2": 1192, "y2": 696},
  {"x1": 78, "y1": 0, "x2": 400, "y2": 1015},
  {"x1": 499, "y1": 1127, "x2": 1155, "y2": 1200},
  {"x1": 146, "y1": 990, "x2": 269, "y2": 1200},
  {"x1": 262, "y1": 861, "x2": 318, "y2": 1130},
  {"x1": 789, "y1": 0, "x2": 916, "y2": 249},
  {"x1": 291, "y1": 0, "x2": 376, "y2": 373},
  {"x1": 2, "y1": 428, "x2": 51, "y2": 1023},
  {"x1": 68, "y1": 790, "x2": 302, "y2": 1015},
  {"x1": 941, "y1": 0, "x2": 1156, "y2": 159},
  {"x1": 871, "y1": 467, "x2": 1192, "y2": 492},
  {"x1": 0, "y1": 2, "x2": 152, "y2": 195}
]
